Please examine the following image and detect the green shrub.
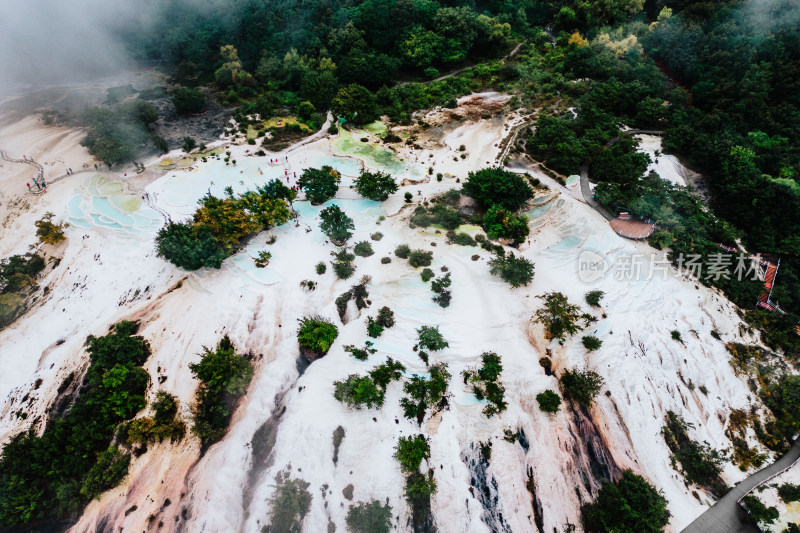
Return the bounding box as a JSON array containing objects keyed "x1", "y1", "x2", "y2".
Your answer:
[
  {"x1": 662, "y1": 411, "x2": 725, "y2": 495},
  {"x1": 408, "y1": 250, "x2": 433, "y2": 268},
  {"x1": 430, "y1": 272, "x2": 452, "y2": 308},
  {"x1": 375, "y1": 307, "x2": 395, "y2": 328},
  {"x1": 380, "y1": 256, "x2": 391, "y2": 264},
  {"x1": 404, "y1": 192, "x2": 413, "y2": 202},
  {"x1": 368, "y1": 358, "x2": 405, "y2": 389},
  {"x1": 366, "y1": 316, "x2": 384, "y2": 338},
  {"x1": 741, "y1": 495, "x2": 779, "y2": 525},
  {"x1": 266, "y1": 472, "x2": 312, "y2": 533},
  {"x1": 126, "y1": 391, "x2": 186, "y2": 444},
  {"x1": 334, "y1": 374, "x2": 385, "y2": 408},
  {"x1": 463, "y1": 352, "x2": 506, "y2": 417},
  {"x1": 417, "y1": 326, "x2": 448, "y2": 351},
  {"x1": 346, "y1": 500, "x2": 392, "y2": 533},
  {"x1": 779, "y1": 483, "x2": 800, "y2": 503},
  {"x1": 80, "y1": 446, "x2": 131, "y2": 500},
  {"x1": 353, "y1": 241, "x2": 374, "y2": 257},
  {"x1": 534, "y1": 292, "x2": 594, "y2": 340},
  {"x1": 536, "y1": 390, "x2": 562, "y2": 413},
  {"x1": 582, "y1": 335, "x2": 603, "y2": 351},
  {"x1": 401, "y1": 363, "x2": 451, "y2": 422},
  {"x1": 370, "y1": 232, "x2": 383, "y2": 241},
  {"x1": 671, "y1": 330, "x2": 682, "y2": 341},
  {"x1": 489, "y1": 252, "x2": 534, "y2": 288},
  {"x1": 447, "y1": 230, "x2": 476, "y2": 246},
  {"x1": 190, "y1": 337, "x2": 254, "y2": 445},
  {"x1": 395, "y1": 244, "x2": 411, "y2": 258},
  {"x1": 297, "y1": 316, "x2": 339, "y2": 355},
  {"x1": 581, "y1": 470, "x2": 670, "y2": 533},
  {"x1": 331, "y1": 249, "x2": 356, "y2": 279},
  {"x1": 421, "y1": 268, "x2": 435, "y2": 282},
  {"x1": 560, "y1": 369, "x2": 604, "y2": 407},
  {"x1": 316, "y1": 262, "x2": 326, "y2": 275},
  {"x1": 585, "y1": 290, "x2": 605, "y2": 307},
  {"x1": 396, "y1": 435, "x2": 430, "y2": 473}
]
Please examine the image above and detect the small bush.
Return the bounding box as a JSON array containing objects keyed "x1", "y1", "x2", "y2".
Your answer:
[
  {"x1": 778, "y1": 483, "x2": 800, "y2": 503},
  {"x1": 408, "y1": 250, "x2": 433, "y2": 268},
  {"x1": 560, "y1": 369, "x2": 604, "y2": 406},
  {"x1": 741, "y1": 495, "x2": 779, "y2": 525},
  {"x1": 366, "y1": 316, "x2": 384, "y2": 338},
  {"x1": 381, "y1": 256, "x2": 391, "y2": 264},
  {"x1": 370, "y1": 232, "x2": 383, "y2": 241},
  {"x1": 316, "y1": 262, "x2": 326, "y2": 275},
  {"x1": 395, "y1": 244, "x2": 411, "y2": 258},
  {"x1": 332, "y1": 249, "x2": 356, "y2": 279},
  {"x1": 585, "y1": 290, "x2": 605, "y2": 307},
  {"x1": 421, "y1": 268, "x2": 435, "y2": 282},
  {"x1": 353, "y1": 241, "x2": 374, "y2": 257},
  {"x1": 489, "y1": 252, "x2": 534, "y2": 288},
  {"x1": 297, "y1": 316, "x2": 339, "y2": 355},
  {"x1": 375, "y1": 307, "x2": 395, "y2": 328},
  {"x1": 671, "y1": 330, "x2": 682, "y2": 342},
  {"x1": 396, "y1": 435, "x2": 430, "y2": 473},
  {"x1": 536, "y1": 390, "x2": 562, "y2": 413},
  {"x1": 582, "y1": 335, "x2": 602, "y2": 351},
  {"x1": 404, "y1": 192, "x2": 413, "y2": 202},
  {"x1": 581, "y1": 470, "x2": 670, "y2": 532},
  {"x1": 334, "y1": 375, "x2": 385, "y2": 408},
  {"x1": 539, "y1": 357, "x2": 553, "y2": 375},
  {"x1": 447, "y1": 231, "x2": 476, "y2": 246},
  {"x1": 417, "y1": 326, "x2": 448, "y2": 351}
]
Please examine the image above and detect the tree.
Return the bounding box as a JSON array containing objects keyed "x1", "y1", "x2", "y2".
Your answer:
[
  {"x1": 585, "y1": 290, "x2": 605, "y2": 307},
  {"x1": 560, "y1": 369, "x2": 604, "y2": 406},
  {"x1": 331, "y1": 84, "x2": 378, "y2": 125},
  {"x1": 489, "y1": 252, "x2": 535, "y2": 287},
  {"x1": 35, "y1": 212, "x2": 67, "y2": 245},
  {"x1": 354, "y1": 170, "x2": 398, "y2": 201},
  {"x1": 172, "y1": 88, "x2": 206, "y2": 114},
  {"x1": 581, "y1": 470, "x2": 670, "y2": 533},
  {"x1": 536, "y1": 390, "x2": 562, "y2": 413},
  {"x1": 334, "y1": 375, "x2": 385, "y2": 408},
  {"x1": 417, "y1": 326, "x2": 448, "y2": 351},
  {"x1": 462, "y1": 167, "x2": 534, "y2": 211},
  {"x1": 319, "y1": 205, "x2": 355, "y2": 245},
  {"x1": 396, "y1": 435, "x2": 430, "y2": 473},
  {"x1": 155, "y1": 222, "x2": 228, "y2": 270},
  {"x1": 408, "y1": 250, "x2": 433, "y2": 268},
  {"x1": 297, "y1": 166, "x2": 340, "y2": 204},
  {"x1": 534, "y1": 292, "x2": 594, "y2": 340},
  {"x1": 214, "y1": 45, "x2": 253, "y2": 88},
  {"x1": 190, "y1": 337, "x2": 253, "y2": 445},
  {"x1": 297, "y1": 316, "x2": 339, "y2": 355},
  {"x1": 582, "y1": 335, "x2": 603, "y2": 351}
]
